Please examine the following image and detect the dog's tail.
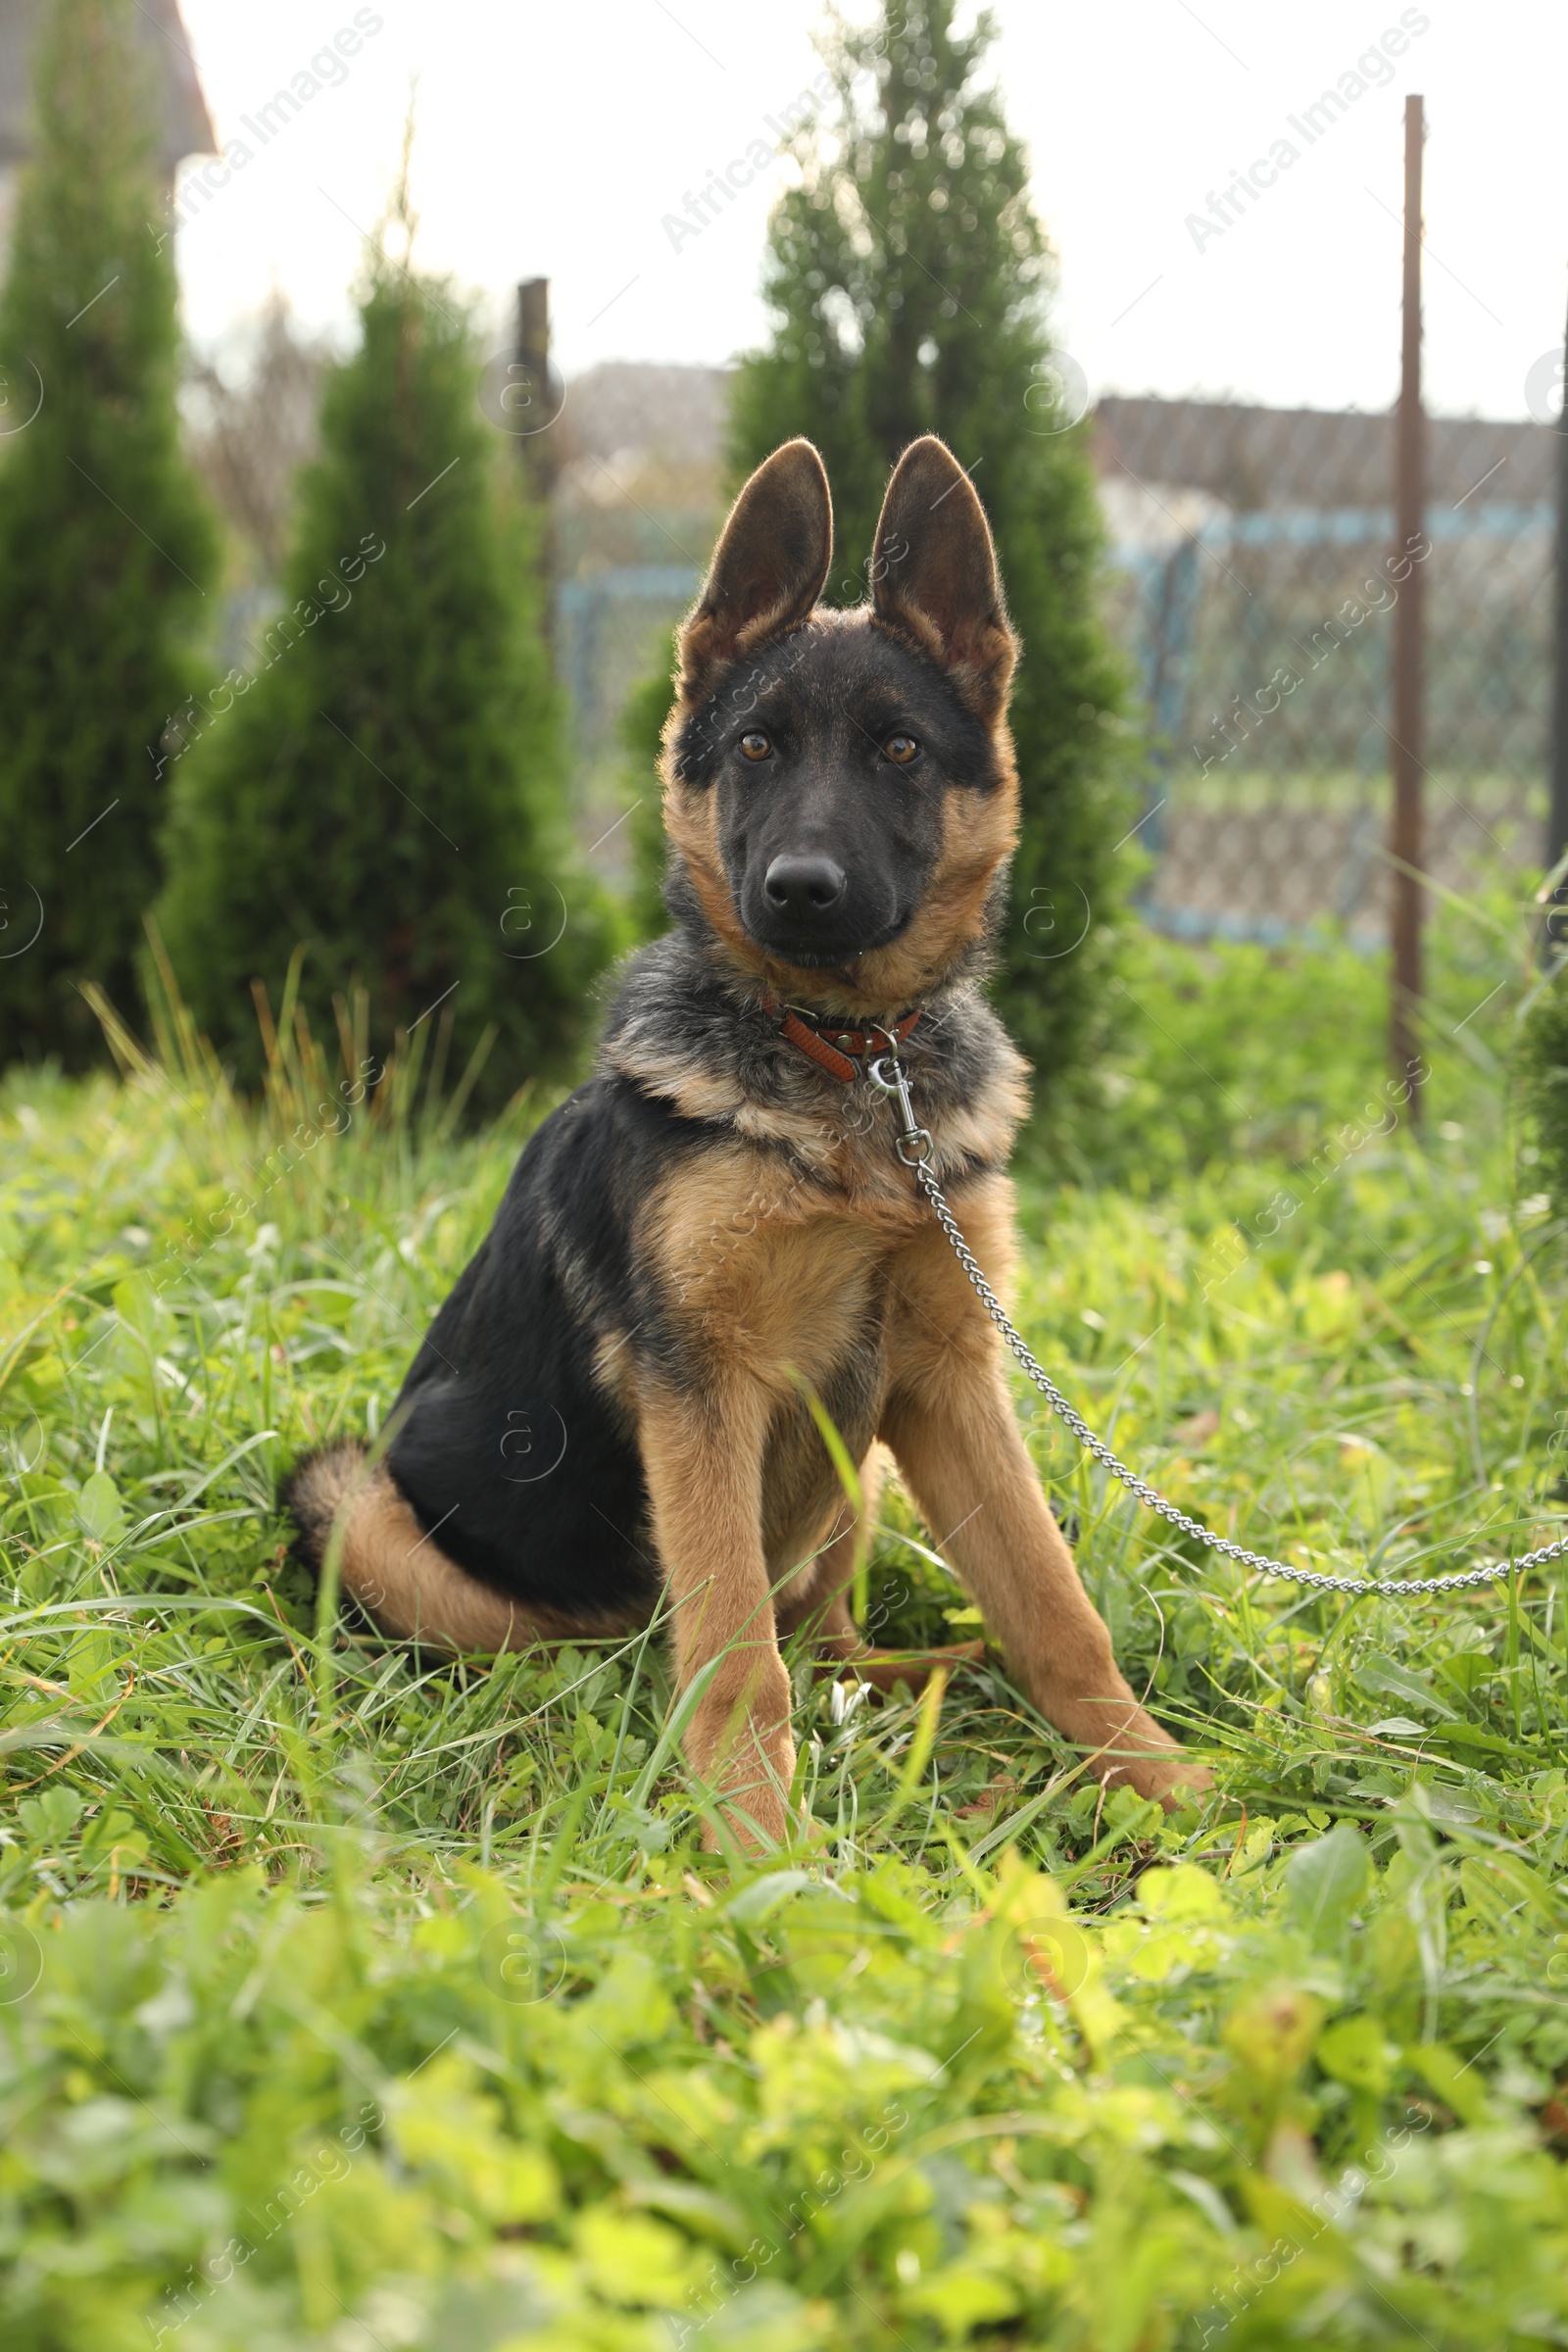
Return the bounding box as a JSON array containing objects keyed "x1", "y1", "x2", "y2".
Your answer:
[
  {"x1": 281, "y1": 1442, "x2": 369, "y2": 1579},
  {"x1": 280, "y1": 1443, "x2": 550, "y2": 1653}
]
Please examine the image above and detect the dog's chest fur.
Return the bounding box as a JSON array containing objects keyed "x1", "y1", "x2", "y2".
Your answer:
[
  {"x1": 598, "y1": 932, "x2": 1028, "y2": 1570},
  {"x1": 670, "y1": 1157, "x2": 910, "y2": 1568}
]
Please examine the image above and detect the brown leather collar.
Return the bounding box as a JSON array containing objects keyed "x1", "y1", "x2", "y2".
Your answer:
[{"x1": 760, "y1": 989, "x2": 921, "y2": 1085}]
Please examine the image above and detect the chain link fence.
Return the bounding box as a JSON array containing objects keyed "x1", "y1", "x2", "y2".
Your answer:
[
  {"x1": 552, "y1": 391, "x2": 1558, "y2": 937},
  {"x1": 557, "y1": 563, "x2": 695, "y2": 778},
  {"x1": 1098, "y1": 396, "x2": 1555, "y2": 944}
]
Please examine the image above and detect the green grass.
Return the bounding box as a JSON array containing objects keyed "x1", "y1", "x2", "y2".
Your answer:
[{"x1": 4, "y1": 906, "x2": 1568, "y2": 2350}]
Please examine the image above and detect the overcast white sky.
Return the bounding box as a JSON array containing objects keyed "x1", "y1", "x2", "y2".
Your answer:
[{"x1": 173, "y1": 0, "x2": 1566, "y2": 420}]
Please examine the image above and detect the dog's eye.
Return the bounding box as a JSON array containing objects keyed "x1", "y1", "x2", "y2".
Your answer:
[
  {"x1": 883, "y1": 732, "x2": 919, "y2": 764},
  {"x1": 739, "y1": 731, "x2": 771, "y2": 761}
]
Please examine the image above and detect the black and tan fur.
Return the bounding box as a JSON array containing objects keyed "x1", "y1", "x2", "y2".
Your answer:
[{"x1": 284, "y1": 434, "x2": 1206, "y2": 1843}]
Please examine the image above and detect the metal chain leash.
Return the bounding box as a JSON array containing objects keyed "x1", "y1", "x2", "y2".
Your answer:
[{"x1": 866, "y1": 1050, "x2": 1564, "y2": 1599}]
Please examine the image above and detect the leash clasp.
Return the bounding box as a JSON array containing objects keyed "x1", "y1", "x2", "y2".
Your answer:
[{"x1": 867, "y1": 1049, "x2": 933, "y2": 1166}]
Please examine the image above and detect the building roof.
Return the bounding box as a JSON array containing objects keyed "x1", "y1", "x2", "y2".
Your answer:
[
  {"x1": 0, "y1": 0, "x2": 214, "y2": 174},
  {"x1": 549, "y1": 366, "x2": 1557, "y2": 524},
  {"x1": 1095, "y1": 393, "x2": 1557, "y2": 512},
  {"x1": 557, "y1": 361, "x2": 732, "y2": 471}
]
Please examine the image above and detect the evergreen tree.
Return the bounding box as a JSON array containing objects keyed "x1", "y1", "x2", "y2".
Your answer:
[
  {"x1": 621, "y1": 642, "x2": 679, "y2": 943},
  {"x1": 633, "y1": 0, "x2": 1129, "y2": 1114},
  {"x1": 1523, "y1": 963, "x2": 1568, "y2": 1211},
  {"x1": 159, "y1": 213, "x2": 611, "y2": 1108},
  {"x1": 0, "y1": 0, "x2": 216, "y2": 1068}
]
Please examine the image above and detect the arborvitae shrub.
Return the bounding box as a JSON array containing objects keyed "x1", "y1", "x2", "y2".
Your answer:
[
  {"x1": 0, "y1": 0, "x2": 216, "y2": 1068},
  {"x1": 1523, "y1": 961, "x2": 1568, "y2": 1210},
  {"x1": 628, "y1": 0, "x2": 1131, "y2": 1126},
  {"x1": 158, "y1": 243, "x2": 612, "y2": 1108}
]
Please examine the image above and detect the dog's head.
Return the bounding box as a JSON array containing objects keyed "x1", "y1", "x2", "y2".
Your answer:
[{"x1": 660, "y1": 435, "x2": 1020, "y2": 1012}]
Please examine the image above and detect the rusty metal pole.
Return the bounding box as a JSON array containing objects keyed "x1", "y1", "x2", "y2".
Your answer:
[
  {"x1": 1390, "y1": 96, "x2": 1426, "y2": 1103},
  {"x1": 515, "y1": 277, "x2": 558, "y2": 655},
  {"x1": 1548, "y1": 276, "x2": 1568, "y2": 914}
]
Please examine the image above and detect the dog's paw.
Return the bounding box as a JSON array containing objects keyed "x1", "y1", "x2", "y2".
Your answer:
[
  {"x1": 690, "y1": 1719, "x2": 798, "y2": 1856},
  {"x1": 700, "y1": 1746, "x2": 801, "y2": 1854},
  {"x1": 685, "y1": 1666, "x2": 797, "y2": 1853},
  {"x1": 1089, "y1": 1704, "x2": 1212, "y2": 1813},
  {"x1": 821, "y1": 1641, "x2": 985, "y2": 1698},
  {"x1": 701, "y1": 1786, "x2": 792, "y2": 1855}
]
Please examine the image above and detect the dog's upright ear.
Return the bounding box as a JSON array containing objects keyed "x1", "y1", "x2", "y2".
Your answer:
[
  {"x1": 870, "y1": 436, "x2": 1017, "y2": 721},
  {"x1": 676, "y1": 438, "x2": 832, "y2": 705}
]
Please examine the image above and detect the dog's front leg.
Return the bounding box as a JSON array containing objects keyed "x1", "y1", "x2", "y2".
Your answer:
[
  {"x1": 882, "y1": 1188, "x2": 1209, "y2": 1808},
  {"x1": 637, "y1": 1383, "x2": 795, "y2": 1849}
]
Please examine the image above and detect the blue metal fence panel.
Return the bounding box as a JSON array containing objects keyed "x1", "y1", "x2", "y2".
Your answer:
[{"x1": 1107, "y1": 500, "x2": 1551, "y2": 946}]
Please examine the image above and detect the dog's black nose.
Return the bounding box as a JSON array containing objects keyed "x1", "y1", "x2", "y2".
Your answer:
[{"x1": 763, "y1": 854, "x2": 847, "y2": 920}]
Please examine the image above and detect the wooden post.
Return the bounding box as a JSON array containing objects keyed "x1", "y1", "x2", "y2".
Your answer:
[
  {"x1": 1390, "y1": 95, "x2": 1426, "y2": 1102},
  {"x1": 1548, "y1": 277, "x2": 1568, "y2": 920},
  {"x1": 515, "y1": 277, "x2": 558, "y2": 654}
]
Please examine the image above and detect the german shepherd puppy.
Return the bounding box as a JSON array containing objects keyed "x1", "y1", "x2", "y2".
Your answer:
[{"x1": 286, "y1": 434, "x2": 1204, "y2": 1842}]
